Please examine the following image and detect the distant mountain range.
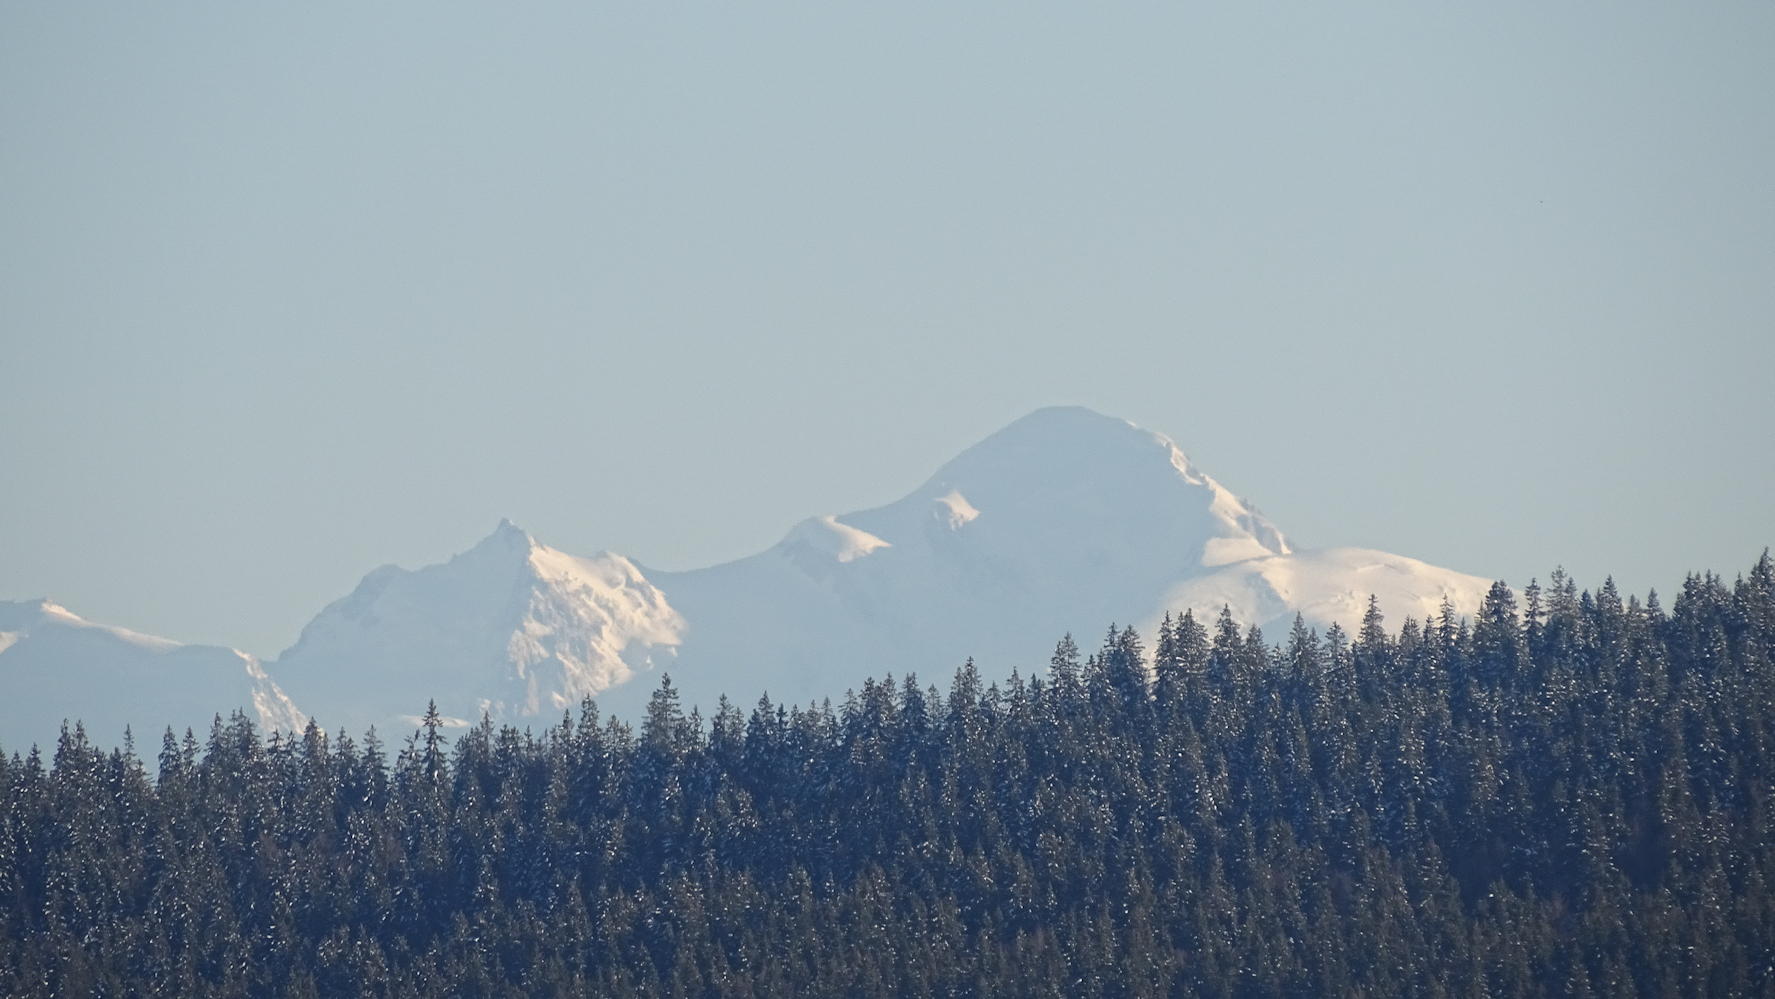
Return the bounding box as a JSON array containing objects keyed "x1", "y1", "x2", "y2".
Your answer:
[
  {"x1": 2, "y1": 407, "x2": 1496, "y2": 750},
  {"x1": 0, "y1": 598, "x2": 303, "y2": 753}
]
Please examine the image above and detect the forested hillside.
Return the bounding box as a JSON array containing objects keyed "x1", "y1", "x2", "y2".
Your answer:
[{"x1": 2, "y1": 557, "x2": 1771, "y2": 996}]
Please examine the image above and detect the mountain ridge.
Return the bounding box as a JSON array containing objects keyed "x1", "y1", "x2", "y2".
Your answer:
[
  {"x1": 0, "y1": 598, "x2": 303, "y2": 753},
  {"x1": 3, "y1": 407, "x2": 1498, "y2": 745},
  {"x1": 270, "y1": 406, "x2": 1492, "y2": 728}
]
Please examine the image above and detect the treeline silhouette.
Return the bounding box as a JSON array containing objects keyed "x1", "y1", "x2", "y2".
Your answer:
[{"x1": 2, "y1": 557, "x2": 1772, "y2": 997}]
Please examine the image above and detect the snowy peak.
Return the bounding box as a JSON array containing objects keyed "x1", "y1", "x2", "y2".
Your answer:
[
  {"x1": 600, "y1": 407, "x2": 1321, "y2": 718},
  {"x1": 610, "y1": 407, "x2": 1488, "y2": 717},
  {"x1": 0, "y1": 598, "x2": 304, "y2": 753},
  {"x1": 2, "y1": 406, "x2": 1499, "y2": 748},
  {"x1": 450, "y1": 517, "x2": 544, "y2": 576},
  {"x1": 919, "y1": 406, "x2": 1191, "y2": 494},
  {"x1": 0, "y1": 597, "x2": 180, "y2": 651},
  {"x1": 479, "y1": 516, "x2": 535, "y2": 552},
  {"x1": 271, "y1": 522, "x2": 684, "y2": 735},
  {"x1": 842, "y1": 405, "x2": 1289, "y2": 575}
]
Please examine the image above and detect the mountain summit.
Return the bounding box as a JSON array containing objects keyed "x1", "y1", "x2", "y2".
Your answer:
[
  {"x1": 0, "y1": 599, "x2": 302, "y2": 753},
  {"x1": 272, "y1": 521, "x2": 683, "y2": 738},
  {"x1": 1, "y1": 407, "x2": 1497, "y2": 746},
  {"x1": 268, "y1": 406, "x2": 1492, "y2": 730},
  {"x1": 863, "y1": 405, "x2": 1291, "y2": 570}
]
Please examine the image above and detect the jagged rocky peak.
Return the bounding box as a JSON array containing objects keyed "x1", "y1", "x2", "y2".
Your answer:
[
  {"x1": 483, "y1": 517, "x2": 533, "y2": 548},
  {"x1": 446, "y1": 517, "x2": 541, "y2": 572}
]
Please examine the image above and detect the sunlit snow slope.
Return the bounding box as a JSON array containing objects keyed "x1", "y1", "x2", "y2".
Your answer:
[
  {"x1": 266, "y1": 407, "x2": 1493, "y2": 731},
  {"x1": 270, "y1": 520, "x2": 684, "y2": 738},
  {"x1": 629, "y1": 407, "x2": 1489, "y2": 717},
  {"x1": 2, "y1": 406, "x2": 1500, "y2": 747},
  {"x1": 633, "y1": 406, "x2": 1299, "y2": 717}
]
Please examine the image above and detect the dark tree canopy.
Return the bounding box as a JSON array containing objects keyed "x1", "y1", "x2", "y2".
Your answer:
[{"x1": 2, "y1": 553, "x2": 1772, "y2": 997}]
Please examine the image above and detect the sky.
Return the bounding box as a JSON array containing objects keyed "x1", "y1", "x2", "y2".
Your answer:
[{"x1": 2, "y1": 2, "x2": 1771, "y2": 660}]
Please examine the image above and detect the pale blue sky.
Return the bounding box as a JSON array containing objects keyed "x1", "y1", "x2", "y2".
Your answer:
[{"x1": 3, "y1": 2, "x2": 1771, "y2": 658}]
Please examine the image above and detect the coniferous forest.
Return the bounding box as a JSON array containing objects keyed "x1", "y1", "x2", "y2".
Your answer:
[{"x1": 2, "y1": 558, "x2": 1772, "y2": 997}]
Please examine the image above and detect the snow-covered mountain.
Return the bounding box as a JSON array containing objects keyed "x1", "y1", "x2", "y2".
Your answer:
[
  {"x1": 1, "y1": 407, "x2": 1499, "y2": 747},
  {"x1": 0, "y1": 599, "x2": 303, "y2": 754},
  {"x1": 271, "y1": 520, "x2": 684, "y2": 739},
  {"x1": 266, "y1": 406, "x2": 1496, "y2": 731}
]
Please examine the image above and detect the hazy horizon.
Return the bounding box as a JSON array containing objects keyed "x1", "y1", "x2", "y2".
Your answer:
[{"x1": 4, "y1": 3, "x2": 1771, "y2": 657}]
